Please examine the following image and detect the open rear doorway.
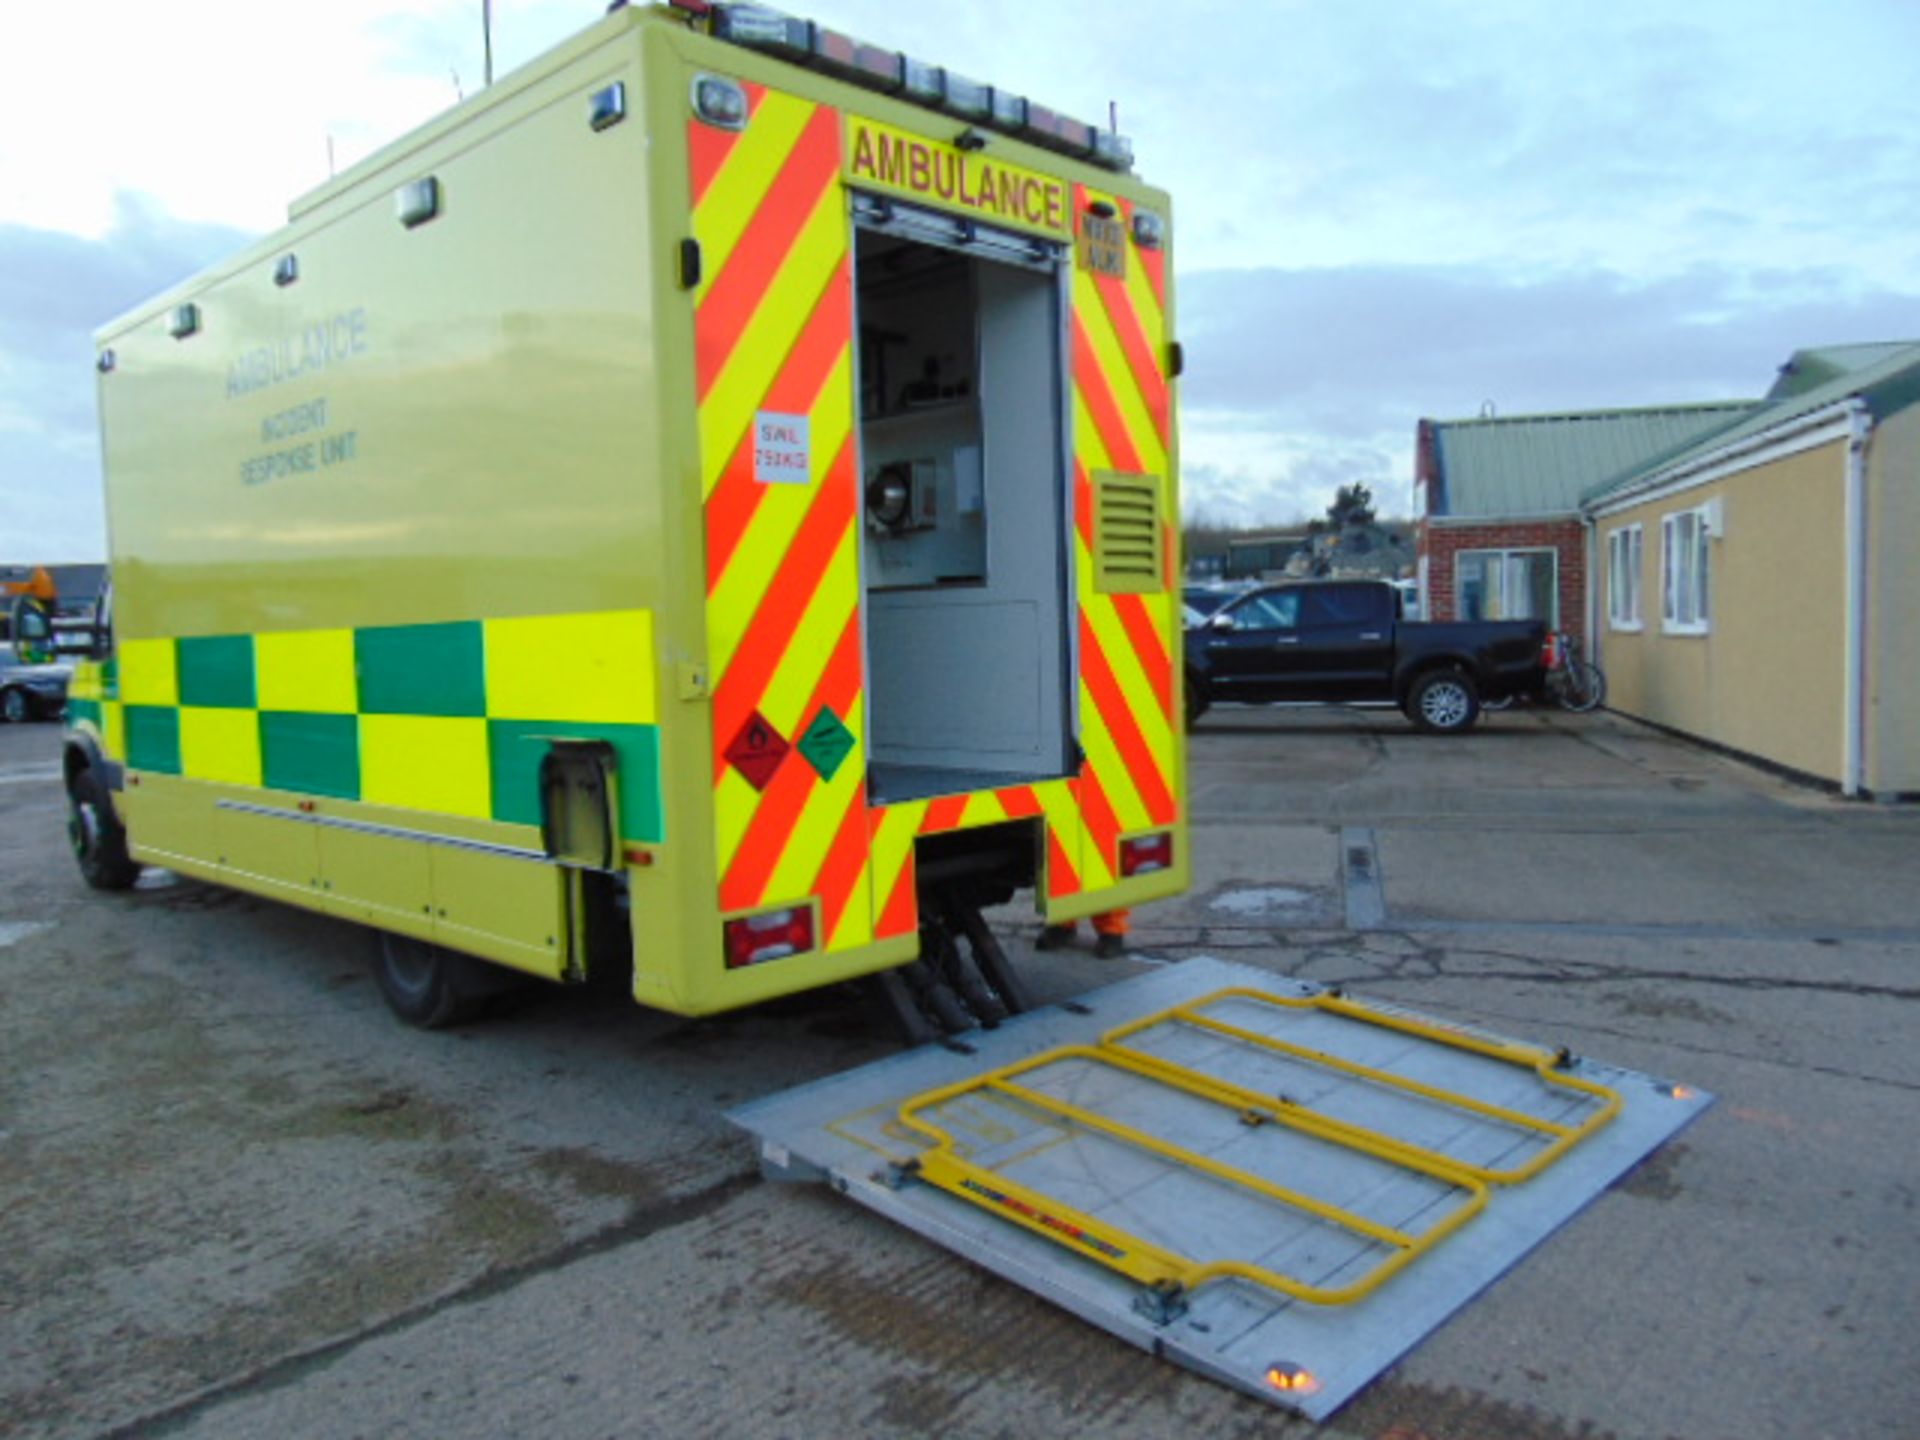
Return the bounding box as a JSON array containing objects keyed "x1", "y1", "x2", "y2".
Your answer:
[{"x1": 853, "y1": 199, "x2": 1073, "y2": 803}]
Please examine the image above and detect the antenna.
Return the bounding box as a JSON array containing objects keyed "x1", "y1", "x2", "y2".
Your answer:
[
  {"x1": 326, "y1": 134, "x2": 336, "y2": 178},
  {"x1": 451, "y1": 67, "x2": 464, "y2": 101},
  {"x1": 483, "y1": 0, "x2": 494, "y2": 86},
  {"x1": 1479, "y1": 400, "x2": 1496, "y2": 419}
]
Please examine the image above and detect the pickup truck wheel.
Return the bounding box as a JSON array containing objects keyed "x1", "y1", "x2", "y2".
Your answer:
[
  {"x1": 1185, "y1": 681, "x2": 1210, "y2": 727},
  {"x1": 1407, "y1": 671, "x2": 1480, "y2": 734},
  {"x1": 68, "y1": 766, "x2": 142, "y2": 890}
]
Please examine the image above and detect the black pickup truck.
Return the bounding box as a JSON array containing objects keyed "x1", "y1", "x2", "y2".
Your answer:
[{"x1": 1184, "y1": 579, "x2": 1549, "y2": 734}]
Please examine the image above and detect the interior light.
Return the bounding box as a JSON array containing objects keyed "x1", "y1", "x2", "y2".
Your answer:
[{"x1": 692, "y1": 73, "x2": 748, "y2": 129}]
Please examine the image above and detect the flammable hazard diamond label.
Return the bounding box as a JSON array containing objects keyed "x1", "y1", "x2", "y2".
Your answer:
[
  {"x1": 797, "y1": 706, "x2": 855, "y2": 782},
  {"x1": 725, "y1": 710, "x2": 789, "y2": 791}
]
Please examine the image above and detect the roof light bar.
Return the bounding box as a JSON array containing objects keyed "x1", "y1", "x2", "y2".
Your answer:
[
  {"x1": 809, "y1": 26, "x2": 903, "y2": 88},
  {"x1": 711, "y1": 3, "x2": 811, "y2": 57},
  {"x1": 704, "y1": 3, "x2": 1135, "y2": 170}
]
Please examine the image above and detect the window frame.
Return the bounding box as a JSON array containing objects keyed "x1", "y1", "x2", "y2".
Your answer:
[
  {"x1": 1452, "y1": 546, "x2": 1560, "y2": 627},
  {"x1": 1606, "y1": 524, "x2": 1644, "y2": 632},
  {"x1": 1661, "y1": 507, "x2": 1711, "y2": 635}
]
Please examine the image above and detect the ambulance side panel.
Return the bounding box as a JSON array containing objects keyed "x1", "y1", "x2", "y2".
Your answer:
[{"x1": 93, "y1": 25, "x2": 675, "y2": 982}]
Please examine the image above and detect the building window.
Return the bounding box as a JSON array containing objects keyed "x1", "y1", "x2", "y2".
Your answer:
[
  {"x1": 1455, "y1": 548, "x2": 1557, "y2": 626},
  {"x1": 1607, "y1": 525, "x2": 1643, "y2": 631},
  {"x1": 1662, "y1": 509, "x2": 1710, "y2": 633}
]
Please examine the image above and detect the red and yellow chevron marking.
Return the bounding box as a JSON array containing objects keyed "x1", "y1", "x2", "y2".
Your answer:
[
  {"x1": 1069, "y1": 183, "x2": 1180, "y2": 887},
  {"x1": 693, "y1": 88, "x2": 874, "y2": 953},
  {"x1": 693, "y1": 90, "x2": 1176, "y2": 955}
]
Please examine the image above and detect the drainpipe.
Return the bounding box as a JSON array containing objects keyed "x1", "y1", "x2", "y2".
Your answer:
[
  {"x1": 1842, "y1": 402, "x2": 1870, "y2": 797},
  {"x1": 1580, "y1": 510, "x2": 1598, "y2": 664}
]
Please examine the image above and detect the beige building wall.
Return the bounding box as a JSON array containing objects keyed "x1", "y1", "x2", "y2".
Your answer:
[
  {"x1": 1596, "y1": 439, "x2": 1848, "y2": 784},
  {"x1": 1866, "y1": 407, "x2": 1920, "y2": 794}
]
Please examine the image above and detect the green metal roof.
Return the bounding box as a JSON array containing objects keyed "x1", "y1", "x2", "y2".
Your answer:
[
  {"x1": 1429, "y1": 401, "x2": 1759, "y2": 518},
  {"x1": 1582, "y1": 340, "x2": 1920, "y2": 506}
]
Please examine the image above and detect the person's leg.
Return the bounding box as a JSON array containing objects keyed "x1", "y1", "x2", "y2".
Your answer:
[
  {"x1": 1035, "y1": 921, "x2": 1078, "y2": 950},
  {"x1": 1090, "y1": 908, "x2": 1130, "y2": 959}
]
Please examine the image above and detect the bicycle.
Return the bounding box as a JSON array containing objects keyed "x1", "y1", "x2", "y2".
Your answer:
[{"x1": 1485, "y1": 631, "x2": 1606, "y2": 713}]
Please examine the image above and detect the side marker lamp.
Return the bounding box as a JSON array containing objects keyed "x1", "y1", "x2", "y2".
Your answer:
[
  {"x1": 168, "y1": 304, "x2": 201, "y2": 340},
  {"x1": 692, "y1": 73, "x2": 748, "y2": 129},
  {"x1": 395, "y1": 176, "x2": 441, "y2": 228},
  {"x1": 1131, "y1": 209, "x2": 1166, "y2": 250},
  {"x1": 589, "y1": 80, "x2": 628, "y2": 131},
  {"x1": 1265, "y1": 1361, "x2": 1319, "y2": 1394}
]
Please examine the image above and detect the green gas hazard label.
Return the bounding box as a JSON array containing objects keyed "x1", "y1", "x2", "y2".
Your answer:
[{"x1": 797, "y1": 706, "x2": 855, "y2": 782}]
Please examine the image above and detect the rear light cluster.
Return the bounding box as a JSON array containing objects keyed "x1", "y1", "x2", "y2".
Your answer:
[
  {"x1": 723, "y1": 905, "x2": 814, "y2": 968},
  {"x1": 671, "y1": 0, "x2": 1137, "y2": 170},
  {"x1": 1120, "y1": 831, "x2": 1174, "y2": 877}
]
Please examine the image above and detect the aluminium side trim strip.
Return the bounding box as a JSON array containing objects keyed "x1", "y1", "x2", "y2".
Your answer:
[{"x1": 214, "y1": 799, "x2": 552, "y2": 865}]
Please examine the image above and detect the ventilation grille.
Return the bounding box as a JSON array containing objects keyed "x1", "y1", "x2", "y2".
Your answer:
[{"x1": 1093, "y1": 471, "x2": 1164, "y2": 594}]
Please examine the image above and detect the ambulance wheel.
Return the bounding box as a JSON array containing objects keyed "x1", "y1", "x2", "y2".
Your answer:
[
  {"x1": 68, "y1": 766, "x2": 141, "y2": 891},
  {"x1": 373, "y1": 933, "x2": 496, "y2": 1029}
]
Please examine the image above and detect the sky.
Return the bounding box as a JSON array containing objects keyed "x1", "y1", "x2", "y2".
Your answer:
[{"x1": 5, "y1": 0, "x2": 1920, "y2": 559}]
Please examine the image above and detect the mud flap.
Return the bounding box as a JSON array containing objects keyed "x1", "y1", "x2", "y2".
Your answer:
[{"x1": 729, "y1": 957, "x2": 1712, "y2": 1421}]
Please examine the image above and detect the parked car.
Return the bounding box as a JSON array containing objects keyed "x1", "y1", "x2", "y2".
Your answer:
[
  {"x1": 1183, "y1": 579, "x2": 1548, "y2": 734},
  {"x1": 0, "y1": 645, "x2": 70, "y2": 723}
]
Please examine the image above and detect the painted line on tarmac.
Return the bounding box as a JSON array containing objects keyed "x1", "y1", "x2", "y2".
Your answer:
[
  {"x1": 1342, "y1": 826, "x2": 1388, "y2": 930},
  {"x1": 0, "y1": 768, "x2": 59, "y2": 786}
]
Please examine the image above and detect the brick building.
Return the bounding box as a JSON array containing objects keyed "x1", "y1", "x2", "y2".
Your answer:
[{"x1": 1414, "y1": 403, "x2": 1755, "y2": 645}]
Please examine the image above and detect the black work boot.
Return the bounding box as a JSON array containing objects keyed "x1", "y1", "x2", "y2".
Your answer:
[
  {"x1": 1035, "y1": 924, "x2": 1077, "y2": 951},
  {"x1": 1093, "y1": 932, "x2": 1126, "y2": 959}
]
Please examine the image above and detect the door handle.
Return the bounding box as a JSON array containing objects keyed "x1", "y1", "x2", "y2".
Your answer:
[
  {"x1": 1360, "y1": 631, "x2": 1383, "y2": 640},
  {"x1": 1276, "y1": 635, "x2": 1300, "y2": 645}
]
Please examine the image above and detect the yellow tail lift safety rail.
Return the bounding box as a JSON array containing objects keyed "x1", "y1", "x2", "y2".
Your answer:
[
  {"x1": 1101, "y1": 988, "x2": 1623, "y2": 1186},
  {"x1": 894, "y1": 1044, "x2": 1491, "y2": 1308}
]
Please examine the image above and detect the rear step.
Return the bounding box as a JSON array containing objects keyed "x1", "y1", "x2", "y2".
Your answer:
[{"x1": 733, "y1": 957, "x2": 1712, "y2": 1420}]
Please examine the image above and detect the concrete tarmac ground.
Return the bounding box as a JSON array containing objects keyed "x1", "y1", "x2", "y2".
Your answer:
[{"x1": 2, "y1": 704, "x2": 1916, "y2": 1439}]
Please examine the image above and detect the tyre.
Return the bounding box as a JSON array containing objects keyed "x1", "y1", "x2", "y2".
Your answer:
[
  {"x1": 68, "y1": 766, "x2": 142, "y2": 890},
  {"x1": 1406, "y1": 670, "x2": 1481, "y2": 735},
  {"x1": 1561, "y1": 661, "x2": 1607, "y2": 713},
  {"x1": 1, "y1": 687, "x2": 27, "y2": 724},
  {"x1": 372, "y1": 931, "x2": 513, "y2": 1029},
  {"x1": 1184, "y1": 676, "x2": 1210, "y2": 728}
]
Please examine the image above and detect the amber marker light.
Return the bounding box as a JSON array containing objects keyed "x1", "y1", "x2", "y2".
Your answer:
[{"x1": 1265, "y1": 1361, "x2": 1319, "y2": 1394}]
